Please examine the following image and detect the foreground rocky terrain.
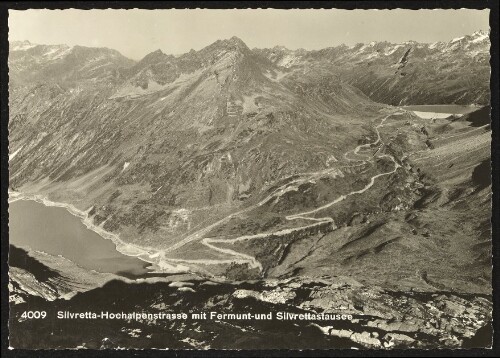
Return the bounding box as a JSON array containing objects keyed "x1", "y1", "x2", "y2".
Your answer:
[
  {"x1": 9, "y1": 247, "x2": 492, "y2": 349},
  {"x1": 8, "y1": 32, "x2": 492, "y2": 349}
]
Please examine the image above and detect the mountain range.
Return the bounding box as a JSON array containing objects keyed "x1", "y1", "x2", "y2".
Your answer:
[{"x1": 10, "y1": 30, "x2": 490, "y2": 102}]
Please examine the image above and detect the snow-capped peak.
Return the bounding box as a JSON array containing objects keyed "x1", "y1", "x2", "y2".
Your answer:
[{"x1": 471, "y1": 30, "x2": 489, "y2": 43}]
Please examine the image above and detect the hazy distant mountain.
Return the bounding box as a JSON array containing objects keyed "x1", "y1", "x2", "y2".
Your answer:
[
  {"x1": 9, "y1": 40, "x2": 135, "y2": 85},
  {"x1": 255, "y1": 30, "x2": 490, "y2": 105}
]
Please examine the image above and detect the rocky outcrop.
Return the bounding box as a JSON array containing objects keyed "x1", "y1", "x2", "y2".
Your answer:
[{"x1": 9, "y1": 246, "x2": 119, "y2": 302}]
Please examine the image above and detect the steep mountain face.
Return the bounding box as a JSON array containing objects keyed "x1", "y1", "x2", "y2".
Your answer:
[{"x1": 255, "y1": 30, "x2": 490, "y2": 105}]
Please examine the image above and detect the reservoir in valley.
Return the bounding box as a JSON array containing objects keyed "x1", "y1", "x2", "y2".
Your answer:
[
  {"x1": 9, "y1": 199, "x2": 152, "y2": 278},
  {"x1": 402, "y1": 104, "x2": 480, "y2": 114},
  {"x1": 402, "y1": 104, "x2": 480, "y2": 119}
]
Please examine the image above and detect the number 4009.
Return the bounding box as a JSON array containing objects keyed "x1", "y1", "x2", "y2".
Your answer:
[{"x1": 21, "y1": 311, "x2": 47, "y2": 319}]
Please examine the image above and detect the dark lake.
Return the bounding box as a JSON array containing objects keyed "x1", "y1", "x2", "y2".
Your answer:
[{"x1": 9, "y1": 200, "x2": 152, "y2": 278}]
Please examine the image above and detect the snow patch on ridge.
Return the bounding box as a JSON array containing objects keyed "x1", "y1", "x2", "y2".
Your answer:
[
  {"x1": 451, "y1": 36, "x2": 465, "y2": 44},
  {"x1": 9, "y1": 146, "x2": 23, "y2": 161},
  {"x1": 471, "y1": 33, "x2": 488, "y2": 43}
]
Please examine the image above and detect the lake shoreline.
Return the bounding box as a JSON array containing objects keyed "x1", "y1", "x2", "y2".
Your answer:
[
  {"x1": 8, "y1": 191, "x2": 159, "y2": 267},
  {"x1": 8, "y1": 191, "x2": 200, "y2": 276}
]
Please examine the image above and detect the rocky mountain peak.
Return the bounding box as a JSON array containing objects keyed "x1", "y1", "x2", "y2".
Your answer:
[
  {"x1": 227, "y1": 36, "x2": 248, "y2": 47},
  {"x1": 138, "y1": 48, "x2": 172, "y2": 65},
  {"x1": 208, "y1": 36, "x2": 251, "y2": 54},
  {"x1": 150, "y1": 49, "x2": 165, "y2": 56}
]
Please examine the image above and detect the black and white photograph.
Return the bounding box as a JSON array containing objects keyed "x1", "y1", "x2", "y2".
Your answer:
[{"x1": 3, "y1": 3, "x2": 497, "y2": 352}]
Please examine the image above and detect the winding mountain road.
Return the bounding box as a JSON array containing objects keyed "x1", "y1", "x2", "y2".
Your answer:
[{"x1": 160, "y1": 112, "x2": 402, "y2": 272}]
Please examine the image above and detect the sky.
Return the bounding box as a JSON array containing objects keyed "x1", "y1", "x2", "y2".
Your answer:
[{"x1": 9, "y1": 9, "x2": 490, "y2": 60}]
